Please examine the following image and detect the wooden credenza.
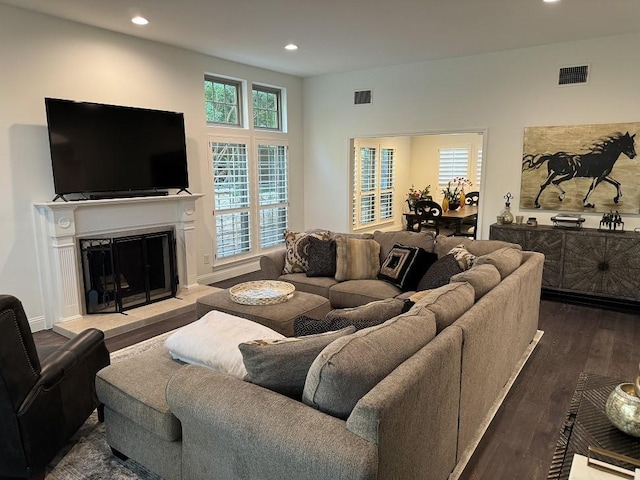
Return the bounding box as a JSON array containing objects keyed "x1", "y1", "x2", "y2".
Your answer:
[{"x1": 490, "y1": 223, "x2": 640, "y2": 309}]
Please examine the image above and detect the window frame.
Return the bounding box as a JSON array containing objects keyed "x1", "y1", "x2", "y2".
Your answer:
[
  {"x1": 204, "y1": 75, "x2": 243, "y2": 127},
  {"x1": 252, "y1": 84, "x2": 282, "y2": 131}
]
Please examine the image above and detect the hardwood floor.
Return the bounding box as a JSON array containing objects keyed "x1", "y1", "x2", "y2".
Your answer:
[{"x1": 33, "y1": 297, "x2": 640, "y2": 479}]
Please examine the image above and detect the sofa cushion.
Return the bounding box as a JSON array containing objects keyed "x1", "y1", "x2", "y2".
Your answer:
[
  {"x1": 239, "y1": 327, "x2": 356, "y2": 397},
  {"x1": 378, "y1": 244, "x2": 437, "y2": 290},
  {"x1": 334, "y1": 237, "x2": 381, "y2": 281},
  {"x1": 373, "y1": 230, "x2": 436, "y2": 264},
  {"x1": 416, "y1": 254, "x2": 463, "y2": 291},
  {"x1": 303, "y1": 307, "x2": 437, "y2": 419},
  {"x1": 329, "y1": 279, "x2": 402, "y2": 308},
  {"x1": 283, "y1": 230, "x2": 330, "y2": 274},
  {"x1": 278, "y1": 273, "x2": 337, "y2": 298},
  {"x1": 474, "y1": 247, "x2": 523, "y2": 279},
  {"x1": 165, "y1": 311, "x2": 284, "y2": 378},
  {"x1": 306, "y1": 237, "x2": 337, "y2": 277},
  {"x1": 434, "y1": 235, "x2": 522, "y2": 258},
  {"x1": 325, "y1": 298, "x2": 406, "y2": 330},
  {"x1": 411, "y1": 282, "x2": 475, "y2": 333},
  {"x1": 450, "y1": 264, "x2": 501, "y2": 300}
]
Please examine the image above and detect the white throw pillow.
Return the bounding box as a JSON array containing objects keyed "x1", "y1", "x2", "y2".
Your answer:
[{"x1": 164, "y1": 310, "x2": 284, "y2": 378}]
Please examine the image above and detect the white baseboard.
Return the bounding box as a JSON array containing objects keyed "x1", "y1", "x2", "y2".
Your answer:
[
  {"x1": 29, "y1": 315, "x2": 47, "y2": 333},
  {"x1": 198, "y1": 259, "x2": 261, "y2": 286}
]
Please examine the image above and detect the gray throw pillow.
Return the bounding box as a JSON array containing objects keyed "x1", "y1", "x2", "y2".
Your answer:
[
  {"x1": 239, "y1": 326, "x2": 355, "y2": 398},
  {"x1": 293, "y1": 315, "x2": 351, "y2": 336},
  {"x1": 303, "y1": 308, "x2": 437, "y2": 419},
  {"x1": 450, "y1": 264, "x2": 501, "y2": 300},
  {"x1": 416, "y1": 254, "x2": 463, "y2": 291},
  {"x1": 474, "y1": 247, "x2": 523, "y2": 279},
  {"x1": 306, "y1": 237, "x2": 337, "y2": 277}
]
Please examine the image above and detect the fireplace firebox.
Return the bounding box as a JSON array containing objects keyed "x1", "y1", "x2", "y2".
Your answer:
[{"x1": 79, "y1": 230, "x2": 177, "y2": 314}]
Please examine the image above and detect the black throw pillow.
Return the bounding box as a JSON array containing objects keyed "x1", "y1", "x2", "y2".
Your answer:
[
  {"x1": 378, "y1": 244, "x2": 438, "y2": 291},
  {"x1": 306, "y1": 237, "x2": 337, "y2": 277},
  {"x1": 416, "y1": 254, "x2": 463, "y2": 291}
]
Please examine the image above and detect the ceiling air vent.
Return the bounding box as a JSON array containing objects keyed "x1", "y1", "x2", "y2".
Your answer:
[
  {"x1": 558, "y1": 65, "x2": 589, "y2": 86},
  {"x1": 354, "y1": 89, "x2": 372, "y2": 105}
]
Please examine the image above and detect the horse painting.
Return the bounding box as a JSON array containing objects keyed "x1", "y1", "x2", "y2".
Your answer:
[{"x1": 522, "y1": 131, "x2": 637, "y2": 209}]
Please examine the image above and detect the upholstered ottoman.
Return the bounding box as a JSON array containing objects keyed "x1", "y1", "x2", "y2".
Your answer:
[
  {"x1": 96, "y1": 345, "x2": 184, "y2": 480},
  {"x1": 196, "y1": 289, "x2": 331, "y2": 337}
]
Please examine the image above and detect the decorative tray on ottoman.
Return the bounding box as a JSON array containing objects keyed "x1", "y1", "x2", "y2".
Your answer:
[{"x1": 229, "y1": 280, "x2": 295, "y2": 305}]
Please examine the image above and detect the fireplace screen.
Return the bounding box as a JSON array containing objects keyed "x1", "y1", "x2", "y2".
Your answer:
[{"x1": 79, "y1": 230, "x2": 177, "y2": 314}]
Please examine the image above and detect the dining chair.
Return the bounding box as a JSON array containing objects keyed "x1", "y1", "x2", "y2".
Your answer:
[{"x1": 413, "y1": 200, "x2": 454, "y2": 236}]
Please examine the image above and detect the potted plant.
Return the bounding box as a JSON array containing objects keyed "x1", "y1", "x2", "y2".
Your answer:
[
  {"x1": 407, "y1": 184, "x2": 431, "y2": 210},
  {"x1": 442, "y1": 177, "x2": 472, "y2": 211}
]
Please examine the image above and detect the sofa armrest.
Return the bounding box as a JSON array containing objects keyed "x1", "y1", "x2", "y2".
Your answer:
[
  {"x1": 259, "y1": 248, "x2": 286, "y2": 279},
  {"x1": 167, "y1": 365, "x2": 377, "y2": 480}
]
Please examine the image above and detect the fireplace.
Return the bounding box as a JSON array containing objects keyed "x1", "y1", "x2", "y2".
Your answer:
[
  {"x1": 34, "y1": 194, "x2": 203, "y2": 329},
  {"x1": 80, "y1": 230, "x2": 177, "y2": 314}
]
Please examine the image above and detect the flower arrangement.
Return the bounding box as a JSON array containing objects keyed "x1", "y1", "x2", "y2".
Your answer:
[
  {"x1": 442, "y1": 177, "x2": 472, "y2": 204},
  {"x1": 407, "y1": 184, "x2": 431, "y2": 199}
]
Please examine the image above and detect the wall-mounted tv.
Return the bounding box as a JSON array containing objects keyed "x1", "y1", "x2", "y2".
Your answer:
[{"x1": 45, "y1": 98, "x2": 189, "y2": 200}]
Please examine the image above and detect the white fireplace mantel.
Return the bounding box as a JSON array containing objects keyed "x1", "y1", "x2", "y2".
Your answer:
[{"x1": 33, "y1": 194, "x2": 204, "y2": 329}]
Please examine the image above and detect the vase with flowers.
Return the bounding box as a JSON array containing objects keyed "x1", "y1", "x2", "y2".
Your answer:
[
  {"x1": 407, "y1": 184, "x2": 431, "y2": 210},
  {"x1": 442, "y1": 177, "x2": 472, "y2": 211}
]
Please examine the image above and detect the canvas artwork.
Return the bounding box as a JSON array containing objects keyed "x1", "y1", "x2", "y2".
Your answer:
[{"x1": 520, "y1": 123, "x2": 639, "y2": 213}]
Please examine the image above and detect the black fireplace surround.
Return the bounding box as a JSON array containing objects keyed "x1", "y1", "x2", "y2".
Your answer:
[{"x1": 79, "y1": 230, "x2": 178, "y2": 314}]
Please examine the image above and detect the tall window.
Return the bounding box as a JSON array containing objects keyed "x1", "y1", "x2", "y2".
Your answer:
[
  {"x1": 352, "y1": 142, "x2": 395, "y2": 228},
  {"x1": 438, "y1": 147, "x2": 470, "y2": 186},
  {"x1": 205, "y1": 76, "x2": 242, "y2": 126},
  {"x1": 210, "y1": 139, "x2": 289, "y2": 261},
  {"x1": 211, "y1": 142, "x2": 251, "y2": 259},
  {"x1": 476, "y1": 147, "x2": 483, "y2": 187},
  {"x1": 252, "y1": 85, "x2": 281, "y2": 130}
]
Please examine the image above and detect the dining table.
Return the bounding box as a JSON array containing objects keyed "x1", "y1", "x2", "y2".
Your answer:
[{"x1": 404, "y1": 205, "x2": 478, "y2": 235}]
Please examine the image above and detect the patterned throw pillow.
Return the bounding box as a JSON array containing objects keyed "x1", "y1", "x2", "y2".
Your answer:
[
  {"x1": 448, "y1": 244, "x2": 477, "y2": 271},
  {"x1": 282, "y1": 230, "x2": 330, "y2": 274},
  {"x1": 293, "y1": 315, "x2": 352, "y2": 336},
  {"x1": 306, "y1": 237, "x2": 337, "y2": 277},
  {"x1": 378, "y1": 244, "x2": 438, "y2": 291}
]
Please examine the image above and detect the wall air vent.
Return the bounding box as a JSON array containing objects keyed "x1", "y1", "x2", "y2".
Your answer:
[
  {"x1": 558, "y1": 65, "x2": 589, "y2": 86},
  {"x1": 354, "y1": 89, "x2": 372, "y2": 105}
]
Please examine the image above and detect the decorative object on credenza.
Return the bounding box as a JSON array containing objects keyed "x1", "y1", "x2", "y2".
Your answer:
[
  {"x1": 599, "y1": 210, "x2": 625, "y2": 232},
  {"x1": 499, "y1": 192, "x2": 514, "y2": 224},
  {"x1": 551, "y1": 213, "x2": 586, "y2": 229},
  {"x1": 520, "y1": 123, "x2": 640, "y2": 213},
  {"x1": 526, "y1": 217, "x2": 538, "y2": 226},
  {"x1": 605, "y1": 382, "x2": 640, "y2": 437}
]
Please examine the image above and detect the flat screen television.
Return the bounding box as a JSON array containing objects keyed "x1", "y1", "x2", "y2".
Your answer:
[{"x1": 45, "y1": 98, "x2": 189, "y2": 199}]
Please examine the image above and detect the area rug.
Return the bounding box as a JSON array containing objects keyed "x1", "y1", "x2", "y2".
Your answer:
[{"x1": 46, "y1": 332, "x2": 174, "y2": 479}]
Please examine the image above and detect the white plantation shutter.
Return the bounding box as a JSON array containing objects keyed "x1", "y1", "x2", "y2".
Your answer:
[
  {"x1": 258, "y1": 144, "x2": 288, "y2": 248},
  {"x1": 476, "y1": 147, "x2": 483, "y2": 186},
  {"x1": 211, "y1": 141, "x2": 251, "y2": 259},
  {"x1": 359, "y1": 147, "x2": 377, "y2": 224},
  {"x1": 439, "y1": 148, "x2": 469, "y2": 185},
  {"x1": 380, "y1": 148, "x2": 394, "y2": 219}
]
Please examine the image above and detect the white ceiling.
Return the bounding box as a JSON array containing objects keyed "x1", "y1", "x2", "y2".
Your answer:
[{"x1": 3, "y1": 0, "x2": 640, "y2": 77}]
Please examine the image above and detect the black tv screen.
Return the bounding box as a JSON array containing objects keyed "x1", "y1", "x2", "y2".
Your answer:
[{"x1": 45, "y1": 98, "x2": 189, "y2": 196}]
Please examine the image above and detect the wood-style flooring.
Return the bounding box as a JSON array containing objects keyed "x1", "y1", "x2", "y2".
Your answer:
[{"x1": 33, "y1": 295, "x2": 640, "y2": 479}]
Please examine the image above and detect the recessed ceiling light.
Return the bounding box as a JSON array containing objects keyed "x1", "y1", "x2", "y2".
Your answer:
[
  {"x1": 543, "y1": 0, "x2": 560, "y2": 3},
  {"x1": 131, "y1": 16, "x2": 149, "y2": 26},
  {"x1": 284, "y1": 44, "x2": 298, "y2": 51}
]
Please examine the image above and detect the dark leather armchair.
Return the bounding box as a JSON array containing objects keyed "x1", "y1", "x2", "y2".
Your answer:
[{"x1": 0, "y1": 295, "x2": 110, "y2": 479}]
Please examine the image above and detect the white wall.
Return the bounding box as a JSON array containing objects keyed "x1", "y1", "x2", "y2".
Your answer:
[
  {"x1": 303, "y1": 33, "x2": 640, "y2": 238},
  {"x1": 0, "y1": 5, "x2": 303, "y2": 327}
]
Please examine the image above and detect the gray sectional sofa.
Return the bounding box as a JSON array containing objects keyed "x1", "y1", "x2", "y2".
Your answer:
[{"x1": 95, "y1": 234, "x2": 544, "y2": 480}]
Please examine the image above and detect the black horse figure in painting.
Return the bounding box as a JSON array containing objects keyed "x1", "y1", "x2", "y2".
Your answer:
[{"x1": 522, "y1": 131, "x2": 637, "y2": 209}]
